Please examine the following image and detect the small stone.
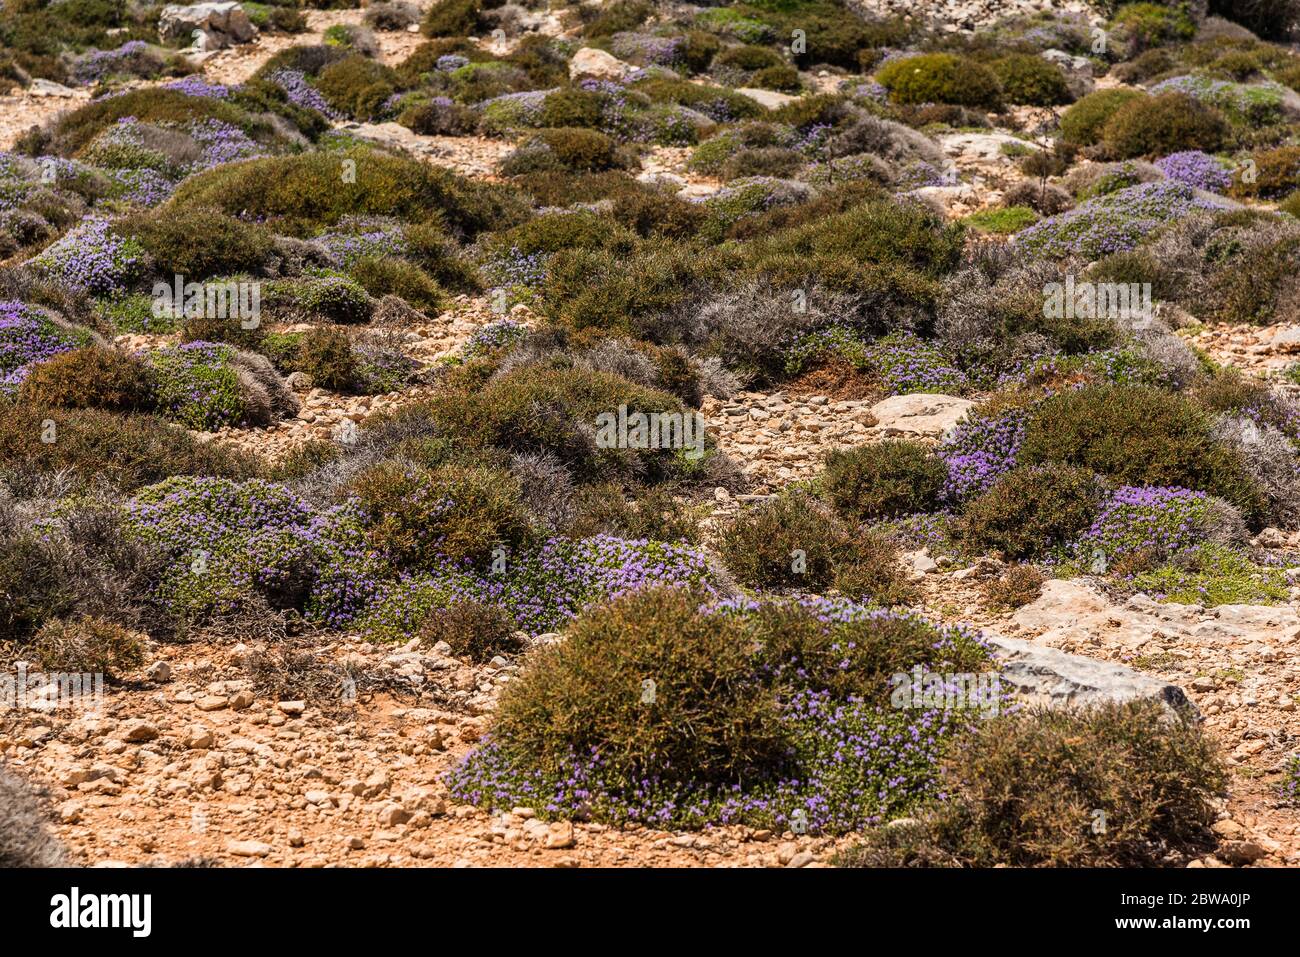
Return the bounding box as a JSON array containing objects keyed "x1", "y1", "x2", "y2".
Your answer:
[
  {"x1": 184, "y1": 726, "x2": 213, "y2": 749},
  {"x1": 228, "y1": 690, "x2": 255, "y2": 710},
  {"x1": 227, "y1": 840, "x2": 272, "y2": 858},
  {"x1": 122, "y1": 720, "x2": 159, "y2": 743},
  {"x1": 195, "y1": 695, "x2": 227, "y2": 712},
  {"x1": 787, "y1": 852, "x2": 815, "y2": 868},
  {"x1": 544, "y1": 821, "x2": 576, "y2": 849},
  {"x1": 276, "y1": 700, "x2": 306, "y2": 716},
  {"x1": 146, "y1": 661, "x2": 172, "y2": 682},
  {"x1": 776, "y1": 842, "x2": 798, "y2": 865},
  {"x1": 288, "y1": 829, "x2": 305, "y2": 848}
]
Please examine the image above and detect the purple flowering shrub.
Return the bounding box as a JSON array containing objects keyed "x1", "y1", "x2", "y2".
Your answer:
[
  {"x1": 31, "y1": 217, "x2": 145, "y2": 295},
  {"x1": 144, "y1": 342, "x2": 247, "y2": 431},
  {"x1": 315, "y1": 217, "x2": 409, "y2": 267},
  {"x1": 1154, "y1": 151, "x2": 1231, "y2": 193},
  {"x1": 0, "y1": 302, "x2": 91, "y2": 395},
  {"x1": 1016, "y1": 181, "x2": 1223, "y2": 259},
  {"x1": 264, "y1": 69, "x2": 343, "y2": 119},
  {"x1": 459, "y1": 318, "x2": 528, "y2": 360},
  {"x1": 1071, "y1": 485, "x2": 1214, "y2": 566},
  {"x1": 447, "y1": 589, "x2": 995, "y2": 832},
  {"x1": 783, "y1": 328, "x2": 967, "y2": 395},
  {"x1": 936, "y1": 406, "x2": 1029, "y2": 501},
  {"x1": 361, "y1": 533, "x2": 718, "y2": 639},
  {"x1": 124, "y1": 477, "x2": 383, "y2": 629}
]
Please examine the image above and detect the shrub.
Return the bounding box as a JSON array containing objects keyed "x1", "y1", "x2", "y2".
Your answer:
[
  {"x1": 266, "y1": 275, "x2": 373, "y2": 324},
  {"x1": 982, "y1": 564, "x2": 1045, "y2": 610},
  {"x1": 717, "y1": 490, "x2": 912, "y2": 603},
  {"x1": 1208, "y1": 0, "x2": 1300, "y2": 41},
  {"x1": 568, "y1": 483, "x2": 702, "y2": 543},
  {"x1": 17, "y1": 347, "x2": 152, "y2": 413},
  {"x1": 876, "y1": 53, "x2": 1002, "y2": 109},
  {"x1": 418, "y1": 600, "x2": 522, "y2": 661},
  {"x1": 491, "y1": 587, "x2": 786, "y2": 788},
  {"x1": 170, "y1": 148, "x2": 526, "y2": 239},
  {"x1": 836, "y1": 701, "x2": 1225, "y2": 867},
  {"x1": 451, "y1": 589, "x2": 992, "y2": 831},
  {"x1": 0, "y1": 405, "x2": 258, "y2": 494},
  {"x1": 422, "y1": 0, "x2": 485, "y2": 37},
  {"x1": 1229, "y1": 145, "x2": 1300, "y2": 199},
  {"x1": 1101, "y1": 93, "x2": 1228, "y2": 159},
  {"x1": 509, "y1": 128, "x2": 626, "y2": 173},
  {"x1": 538, "y1": 88, "x2": 605, "y2": 128},
  {"x1": 295, "y1": 327, "x2": 361, "y2": 392},
  {"x1": 1110, "y1": 2, "x2": 1198, "y2": 49},
  {"x1": 1016, "y1": 180, "x2": 1221, "y2": 259},
  {"x1": 1018, "y1": 384, "x2": 1265, "y2": 518},
  {"x1": 44, "y1": 88, "x2": 269, "y2": 157},
  {"x1": 351, "y1": 460, "x2": 530, "y2": 567},
  {"x1": 963, "y1": 206, "x2": 1038, "y2": 234},
  {"x1": 1155, "y1": 150, "x2": 1232, "y2": 192},
  {"x1": 991, "y1": 53, "x2": 1071, "y2": 106},
  {"x1": 28, "y1": 615, "x2": 146, "y2": 677},
  {"x1": 115, "y1": 206, "x2": 275, "y2": 280},
  {"x1": 315, "y1": 55, "x2": 399, "y2": 120},
  {"x1": 1060, "y1": 88, "x2": 1145, "y2": 146},
  {"x1": 399, "y1": 97, "x2": 478, "y2": 135},
  {"x1": 0, "y1": 769, "x2": 68, "y2": 867},
  {"x1": 349, "y1": 257, "x2": 444, "y2": 313},
  {"x1": 821, "y1": 441, "x2": 948, "y2": 523},
  {"x1": 961, "y1": 464, "x2": 1102, "y2": 560}
]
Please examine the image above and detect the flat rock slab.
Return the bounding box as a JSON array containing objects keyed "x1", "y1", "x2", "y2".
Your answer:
[
  {"x1": 987, "y1": 634, "x2": 1196, "y2": 716},
  {"x1": 866, "y1": 393, "x2": 974, "y2": 439}
]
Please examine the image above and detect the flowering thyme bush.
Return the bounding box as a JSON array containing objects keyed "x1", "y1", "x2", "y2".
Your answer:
[
  {"x1": 783, "y1": 328, "x2": 966, "y2": 394},
  {"x1": 936, "y1": 406, "x2": 1030, "y2": 501},
  {"x1": 144, "y1": 341, "x2": 246, "y2": 431},
  {"x1": 1016, "y1": 181, "x2": 1222, "y2": 259},
  {"x1": 447, "y1": 588, "x2": 995, "y2": 832},
  {"x1": 1147, "y1": 75, "x2": 1285, "y2": 126},
  {"x1": 123, "y1": 477, "x2": 383, "y2": 629},
  {"x1": 1072, "y1": 485, "x2": 1213, "y2": 566},
  {"x1": 31, "y1": 217, "x2": 145, "y2": 295},
  {"x1": 0, "y1": 302, "x2": 90, "y2": 394},
  {"x1": 264, "y1": 69, "x2": 342, "y2": 119},
  {"x1": 1154, "y1": 151, "x2": 1231, "y2": 193},
  {"x1": 360, "y1": 533, "x2": 717, "y2": 638},
  {"x1": 1281, "y1": 754, "x2": 1300, "y2": 803}
]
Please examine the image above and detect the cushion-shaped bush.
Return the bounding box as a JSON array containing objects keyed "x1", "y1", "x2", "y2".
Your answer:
[
  {"x1": 265, "y1": 275, "x2": 374, "y2": 324},
  {"x1": 1016, "y1": 180, "x2": 1222, "y2": 259},
  {"x1": 1229, "y1": 145, "x2": 1300, "y2": 199},
  {"x1": 17, "y1": 346, "x2": 152, "y2": 413},
  {"x1": 991, "y1": 53, "x2": 1072, "y2": 106},
  {"x1": 421, "y1": 0, "x2": 485, "y2": 38},
  {"x1": 348, "y1": 256, "x2": 444, "y2": 313},
  {"x1": 1018, "y1": 383, "x2": 1265, "y2": 518},
  {"x1": 0, "y1": 301, "x2": 91, "y2": 394},
  {"x1": 876, "y1": 53, "x2": 1002, "y2": 109},
  {"x1": 1059, "y1": 88, "x2": 1145, "y2": 146},
  {"x1": 169, "y1": 148, "x2": 527, "y2": 238},
  {"x1": 28, "y1": 615, "x2": 146, "y2": 678},
  {"x1": 821, "y1": 440, "x2": 948, "y2": 524},
  {"x1": 314, "y1": 55, "x2": 400, "y2": 120},
  {"x1": 113, "y1": 206, "x2": 275, "y2": 280},
  {"x1": 1109, "y1": 2, "x2": 1198, "y2": 49},
  {"x1": 1101, "y1": 92, "x2": 1228, "y2": 159},
  {"x1": 836, "y1": 700, "x2": 1224, "y2": 867},
  {"x1": 960, "y1": 464, "x2": 1102, "y2": 560},
  {"x1": 717, "y1": 490, "x2": 912, "y2": 603},
  {"x1": 0, "y1": 404, "x2": 258, "y2": 493},
  {"x1": 419, "y1": 600, "x2": 522, "y2": 662}
]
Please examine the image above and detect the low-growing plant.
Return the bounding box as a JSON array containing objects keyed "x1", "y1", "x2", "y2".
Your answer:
[
  {"x1": 821, "y1": 441, "x2": 948, "y2": 524},
  {"x1": 961, "y1": 464, "x2": 1102, "y2": 561}
]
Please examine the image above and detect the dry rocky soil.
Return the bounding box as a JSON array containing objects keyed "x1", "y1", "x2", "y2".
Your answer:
[{"x1": 0, "y1": 0, "x2": 1298, "y2": 868}]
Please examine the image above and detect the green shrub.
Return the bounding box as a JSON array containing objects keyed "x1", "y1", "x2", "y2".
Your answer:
[
  {"x1": 1101, "y1": 93, "x2": 1228, "y2": 159},
  {"x1": 713, "y1": 44, "x2": 785, "y2": 72},
  {"x1": 717, "y1": 490, "x2": 912, "y2": 602},
  {"x1": 295, "y1": 327, "x2": 361, "y2": 392},
  {"x1": 349, "y1": 256, "x2": 444, "y2": 312},
  {"x1": 981, "y1": 564, "x2": 1045, "y2": 611},
  {"x1": 1060, "y1": 88, "x2": 1146, "y2": 146},
  {"x1": 44, "y1": 88, "x2": 268, "y2": 157},
  {"x1": 1229, "y1": 145, "x2": 1300, "y2": 199},
  {"x1": 424, "y1": 362, "x2": 696, "y2": 484},
  {"x1": 961, "y1": 465, "x2": 1102, "y2": 560},
  {"x1": 835, "y1": 701, "x2": 1224, "y2": 867},
  {"x1": 421, "y1": 0, "x2": 484, "y2": 37},
  {"x1": 114, "y1": 207, "x2": 275, "y2": 280},
  {"x1": 991, "y1": 53, "x2": 1072, "y2": 106},
  {"x1": 963, "y1": 206, "x2": 1038, "y2": 234},
  {"x1": 266, "y1": 275, "x2": 373, "y2": 324},
  {"x1": 18, "y1": 347, "x2": 153, "y2": 413},
  {"x1": 170, "y1": 148, "x2": 526, "y2": 238},
  {"x1": 539, "y1": 127, "x2": 624, "y2": 172},
  {"x1": 29, "y1": 615, "x2": 146, "y2": 678},
  {"x1": 568, "y1": 483, "x2": 702, "y2": 542},
  {"x1": 1110, "y1": 2, "x2": 1197, "y2": 49},
  {"x1": 821, "y1": 441, "x2": 947, "y2": 524},
  {"x1": 418, "y1": 600, "x2": 522, "y2": 662},
  {"x1": 0, "y1": 405, "x2": 258, "y2": 494},
  {"x1": 609, "y1": 188, "x2": 705, "y2": 239},
  {"x1": 315, "y1": 55, "x2": 399, "y2": 120},
  {"x1": 179, "y1": 314, "x2": 267, "y2": 352},
  {"x1": 1019, "y1": 384, "x2": 1265, "y2": 518},
  {"x1": 876, "y1": 53, "x2": 1002, "y2": 109},
  {"x1": 538, "y1": 88, "x2": 605, "y2": 128},
  {"x1": 351, "y1": 459, "x2": 530, "y2": 567},
  {"x1": 487, "y1": 210, "x2": 637, "y2": 257},
  {"x1": 492, "y1": 587, "x2": 788, "y2": 787}
]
